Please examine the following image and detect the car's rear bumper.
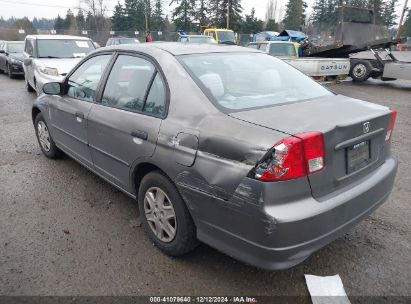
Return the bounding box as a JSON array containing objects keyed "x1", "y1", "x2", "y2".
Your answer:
[{"x1": 182, "y1": 156, "x2": 397, "y2": 270}]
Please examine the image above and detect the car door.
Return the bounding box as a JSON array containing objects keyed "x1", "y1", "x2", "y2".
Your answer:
[
  {"x1": 48, "y1": 53, "x2": 112, "y2": 166},
  {"x1": 87, "y1": 53, "x2": 167, "y2": 191}
]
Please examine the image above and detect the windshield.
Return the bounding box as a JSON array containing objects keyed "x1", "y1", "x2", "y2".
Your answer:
[
  {"x1": 118, "y1": 38, "x2": 140, "y2": 44},
  {"x1": 8, "y1": 42, "x2": 24, "y2": 53},
  {"x1": 37, "y1": 39, "x2": 95, "y2": 58},
  {"x1": 189, "y1": 37, "x2": 216, "y2": 44},
  {"x1": 217, "y1": 31, "x2": 236, "y2": 44},
  {"x1": 269, "y1": 43, "x2": 297, "y2": 57},
  {"x1": 179, "y1": 53, "x2": 332, "y2": 112}
]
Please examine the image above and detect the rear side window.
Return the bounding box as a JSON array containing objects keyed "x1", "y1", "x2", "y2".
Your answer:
[
  {"x1": 101, "y1": 54, "x2": 166, "y2": 116},
  {"x1": 143, "y1": 74, "x2": 166, "y2": 116},
  {"x1": 67, "y1": 54, "x2": 111, "y2": 101},
  {"x1": 101, "y1": 55, "x2": 155, "y2": 112}
]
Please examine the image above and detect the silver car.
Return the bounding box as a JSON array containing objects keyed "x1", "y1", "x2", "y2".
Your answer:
[
  {"x1": 32, "y1": 43, "x2": 398, "y2": 270},
  {"x1": 23, "y1": 35, "x2": 95, "y2": 95}
]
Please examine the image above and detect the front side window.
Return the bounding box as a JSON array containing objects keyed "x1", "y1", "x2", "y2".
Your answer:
[
  {"x1": 37, "y1": 39, "x2": 95, "y2": 58},
  {"x1": 67, "y1": 54, "x2": 111, "y2": 101},
  {"x1": 180, "y1": 53, "x2": 332, "y2": 112},
  {"x1": 101, "y1": 55, "x2": 155, "y2": 112},
  {"x1": 25, "y1": 39, "x2": 34, "y2": 56}
]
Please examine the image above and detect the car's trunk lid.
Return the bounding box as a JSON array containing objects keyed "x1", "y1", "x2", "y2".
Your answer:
[{"x1": 229, "y1": 94, "x2": 392, "y2": 199}]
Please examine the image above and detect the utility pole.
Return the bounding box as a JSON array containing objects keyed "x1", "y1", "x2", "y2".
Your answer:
[
  {"x1": 145, "y1": 12, "x2": 148, "y2": 32},
  {"x1": 396, "y1": 0, "x2": 409, "y2": 38},
  {"x1": 227, "y1": 0, "x2": 230, "y2": 29}
]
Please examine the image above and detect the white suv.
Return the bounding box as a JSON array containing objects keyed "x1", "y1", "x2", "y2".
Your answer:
[{"x1": 23, "y1": 35, "x2": 95, "y2": 94}]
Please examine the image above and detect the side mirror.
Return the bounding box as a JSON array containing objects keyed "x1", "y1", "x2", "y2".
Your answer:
[
  {"x1": 23, "y1": 58, "x2": 32, "y2": 66},
  {"x1": 0, "y1": 50, "x2": 5, "y2": 54},
  {"x1": 43, "y1": 82, "x2": 63, "y2": 95}
]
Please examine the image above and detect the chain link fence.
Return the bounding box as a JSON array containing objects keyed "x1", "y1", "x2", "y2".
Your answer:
[{"x1": 0, "y1": 27, "x2": 255, "y2": 46}]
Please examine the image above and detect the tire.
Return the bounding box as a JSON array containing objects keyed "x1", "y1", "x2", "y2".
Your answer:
[
  {"x1": 138, "y1": 171, "x2": 198, "y2": 256},
  {"x1": 7, "y1": 64, "x2": 14, "y2": 79},
  {"x1": 350, "y1": 60, "x2": 372, "y2": 82},
  {"x1": 34, "y1": 112, "x2": 61, "y2": 158},
  {"x1": 25, "y1": 77, "x2": 35, "y2": 92}
]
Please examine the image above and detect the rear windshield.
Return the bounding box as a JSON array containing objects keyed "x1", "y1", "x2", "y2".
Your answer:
[
  {"x1": 217, "y1": 31, "x2": 236, "y2": 44},
  {"x1": 269, "y1": 43, "x2": 296, "y2": 57},
  {"x1": 189, "y1": 37, "x2": 215, "y2": 44},
  {"x1": 118, "y1": 38, "x2": 140, "y2": 44},
  {"x1": 179, "y1": 53, "x2": 332, "y2": 112},
  {"x1": 8, "y1": 42, "x2": 24, "y2": 53},
  {"x1": 37, "y1": 39, "x2": 95, "y2": 58}
]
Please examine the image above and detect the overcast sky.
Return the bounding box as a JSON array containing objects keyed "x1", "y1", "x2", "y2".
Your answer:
[{"x1": 0, "y1": 0, "x2": 405, "y2": 24}]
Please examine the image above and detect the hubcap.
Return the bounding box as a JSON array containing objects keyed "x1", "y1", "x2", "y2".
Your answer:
[
  {"x1": 144, "y1": 187, "x2": 177, "y2": 243},
  {"x1": 37, "y1": 121, "x2": 51, "y2": 152},
  {"x1": 354, "y1": 63, "x2": 366, "y2": 78}
]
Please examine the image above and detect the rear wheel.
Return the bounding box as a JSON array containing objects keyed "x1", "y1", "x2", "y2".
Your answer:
[
  {"x1": 34, "y1": 113, "x2": 61, "y2": 158},
  {"x1": 138, "y1": 171, "x2": 198, "y2": 256},
  {"x1": 350, "y1": 60, "x2": 372, "y2": 82}
]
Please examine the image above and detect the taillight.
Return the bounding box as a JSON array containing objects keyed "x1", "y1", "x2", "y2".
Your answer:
[
  {"x1": 385, "y1": 109, "x2": 397, "y2": 141},
  {"x1": 255, "y1": 132, "x2": 325, "y2": 182}
]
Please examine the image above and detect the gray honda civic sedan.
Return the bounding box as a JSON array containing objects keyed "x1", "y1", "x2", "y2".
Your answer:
[{"x1": 32, "y1": 43, "x2": 398, "y2": 270}]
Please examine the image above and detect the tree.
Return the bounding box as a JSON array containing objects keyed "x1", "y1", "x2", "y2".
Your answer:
[
  {"x1": 241, "y1": 7, "x2": 263, "y2": 33},
  {"x1": 381, "y1": 0, "x2": 397, "y2": 27},
  {"x1": 151, "y1": 0, "x2": 165, "y2": 30},
  {"x1": 124, "y1": 0, "x2": 145, "y2": 30},
  {"x1": 312, "y1": 0, "x2": 327, "y2": 29},
  {"x1": 54, "y1": 15, "x2": 65, "y2": 33},
  {"x1": 266, "y1": 0, "x2": 278, "y2": 21},
  {"x1": 282, "y1": 0, "x2": 307, "y2": 30},
  {"x1": 401, "y1": 9, "x2": 411, "y2": 37},
  {"x1": 171, "y1": 0, "x2": 196, "y2": 31},
  {"x1": 225, "y1": 0, "x2": 243, "y2": 31},
  {"x1": 265, "y1": 19, "x2": 279, "y2": 31},
  {"x1": 196, "y1": 0, "x2": 209, "y2": 26},
  {"x1": 111, "y1": 1, "x2": 127, "y2": 31},
  {"x1": 76, "y1": 10, "x2": 87, "y2": 30},
  {"x1": 312, "y1": 0, "x2": 338, "y2": 30},
  {"x1": 64, "y1": 9, "x2": 76, "y2": 30},
  {"x1": 15, "y1": 17, "x2": 37, "y2": 35}
]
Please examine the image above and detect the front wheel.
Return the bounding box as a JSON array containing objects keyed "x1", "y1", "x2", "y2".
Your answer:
[
  {"x1": 25, "y1": 77, "x2": 35, "y2": 92},
  {"x1": 138, "y1": 171, "x2": 198, "y2": 256},
  {"x1": 350, "y1": 60, "x2": 372, "y2": 82},
  {"x1": 34, "y1": 113, "x2": 61, "y2": 158}
]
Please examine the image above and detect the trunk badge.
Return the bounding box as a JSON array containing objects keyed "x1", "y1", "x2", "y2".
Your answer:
[{"x1": 363, "y1": 122, "x2": 370, "y2": 133}]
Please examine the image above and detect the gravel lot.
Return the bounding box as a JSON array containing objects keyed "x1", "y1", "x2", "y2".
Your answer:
[{"x1": 0, "y1": 73, "x2": 410, "y2": 300}]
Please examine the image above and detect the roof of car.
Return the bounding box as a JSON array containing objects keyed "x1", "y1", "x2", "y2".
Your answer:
[
  {"x1": 103, "y1": 42, "x2": 260, "y2": 56},
  {"x1": 4, "y1": 41, "x2": 24, "y2": 44},
  {"x1": 25, "y1": 35, "x2": 91, "y2": 40}
]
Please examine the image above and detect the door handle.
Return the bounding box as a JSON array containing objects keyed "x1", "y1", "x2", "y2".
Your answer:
[
  {"x1": 75, "y1": 111, "x2": 85, "y2": 119},
  {"x1": 131, "y1": 130, "x2": 148, "y2": 141}
]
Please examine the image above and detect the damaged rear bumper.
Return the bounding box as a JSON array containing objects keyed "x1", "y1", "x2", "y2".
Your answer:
[{"x1": 179, "y1": 156, "x2": 397, "y2": 270}]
